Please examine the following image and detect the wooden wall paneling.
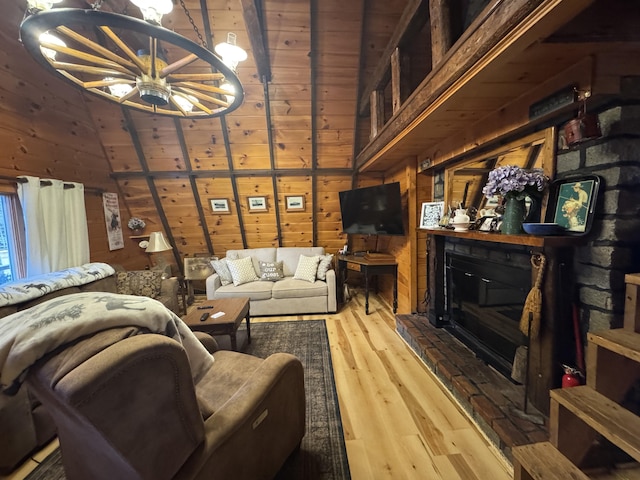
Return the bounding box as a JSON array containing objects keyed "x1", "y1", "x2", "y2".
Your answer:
[
  {"x1": 236, "y1": 176, "x2": 278, "y2": 248},
  {"x1": 197, "y1": 177, "x2": 244, "y2": 255},
  {"x1": 174, "y1": 118, "x2": 213, "y2": 254},
  {"x1": 277, "y1": 175, "x2": 313, "y2": 246},
  {"x1": 315, "y1": 175, "x2": 351, "y2": 254},
  {"x1": 181, "y1": 118, "x2": 230, "y2": 172},
  {"x1": 120, "y1": 109, "x2": 182, "y2": 269},
  {"x1": 262, "y1": 79, "x2": 284, "y2": 246}
]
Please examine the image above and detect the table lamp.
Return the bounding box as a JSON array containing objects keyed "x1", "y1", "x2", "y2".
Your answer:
[{"x1": 146, "y1": 231, "x2": 172, "y2": 274}]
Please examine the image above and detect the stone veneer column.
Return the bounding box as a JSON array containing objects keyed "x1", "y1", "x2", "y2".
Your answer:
[{"x1": 556, "y1": 77, "x2": 640, "y2": 334}]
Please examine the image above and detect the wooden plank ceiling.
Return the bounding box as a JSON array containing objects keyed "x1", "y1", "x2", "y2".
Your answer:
[{"x1": 79, "y1": 0, "x2": 406, "y2": 263}]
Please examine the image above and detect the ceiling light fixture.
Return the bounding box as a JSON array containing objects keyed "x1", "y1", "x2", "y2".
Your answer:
[
  {"x1": 215, "y1": 32, "x2": 248, "y2": 72},
  {"x1": 19, "y1": 0, "x2": 246, "y2": 118}
]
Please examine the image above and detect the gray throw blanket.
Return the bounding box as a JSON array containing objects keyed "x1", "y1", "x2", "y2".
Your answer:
[{"x1": 0, "y1": 292, "x2": 214, "y2": 393}]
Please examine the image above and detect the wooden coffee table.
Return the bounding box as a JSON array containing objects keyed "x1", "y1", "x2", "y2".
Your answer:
[{"x1": 183, "y1": 297, "x2": 250, "y2": 351}]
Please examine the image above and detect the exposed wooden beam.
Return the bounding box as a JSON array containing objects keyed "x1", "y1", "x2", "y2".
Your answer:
[
  {"x1": 240, "y1": 0, "x2": 272, "y2": 82},
  {"x1": 356, "y1": 0, "x2": 596, "y2": 172},
  {"x1": 391, "y1": 47, "x2": 411, "y2": 115},
  {"x1": 429, "y1": 0, "x2": 454, "y2": 68},
  {"x1": 358, "y1": 0, "x2": 430, "y2": 116},
  {"x1": 370, "y1": 90, "x2": 385, "y2": 140},
  {"x1": 111, "y1": 168, "x2": 354, "y2": 180}
]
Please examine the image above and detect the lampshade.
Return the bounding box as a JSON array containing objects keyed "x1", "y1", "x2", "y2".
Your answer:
[{"x1": 145, "y1": 232, "x2": 172, "y2": 253}]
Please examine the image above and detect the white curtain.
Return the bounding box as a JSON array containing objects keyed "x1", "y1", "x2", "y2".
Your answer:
[{"x1": 17, "y1": 176, "x2": 90, "y2": 276}]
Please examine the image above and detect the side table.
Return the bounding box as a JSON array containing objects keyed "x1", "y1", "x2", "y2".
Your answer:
[{"x1": 183, "y1": 297, "x2": 250, "y2": 351}]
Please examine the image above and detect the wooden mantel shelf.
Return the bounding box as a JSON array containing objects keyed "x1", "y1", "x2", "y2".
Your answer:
[{"x1": 423, "y1": 227, "x2": 585, "y2": 248}]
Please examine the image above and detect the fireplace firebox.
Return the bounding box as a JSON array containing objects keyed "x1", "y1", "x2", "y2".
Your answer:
[{"x1": 445, "y1": 253, "x2": 531, "y2": 379}]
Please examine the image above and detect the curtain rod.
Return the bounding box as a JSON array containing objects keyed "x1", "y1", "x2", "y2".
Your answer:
[{"x1": 0, "y1": 175, "x2": 105, "y2": 194}]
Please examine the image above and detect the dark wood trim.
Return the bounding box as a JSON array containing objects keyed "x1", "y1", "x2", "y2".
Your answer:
[
  {"x1": 311, "y1": 0, "x2": 318, "y2": 246},
  {"x1": 240, "y1": 0, "x2": 272, "y2": 82},
  {"x1": 263, "y1": 80, "x2": 283, "y2": 246},
  {"x1": 351, "y1": 0, "x2": 369, "y2": 169},
  {"x1": 111, "y1": 168, "x2": 353, "y2": 179},
  {"x1": 174, "y1": 118, "x2": 214, "y2": 254},
  {"x1": 358, "y1": 0, "x2": 430, "y2": 115}
]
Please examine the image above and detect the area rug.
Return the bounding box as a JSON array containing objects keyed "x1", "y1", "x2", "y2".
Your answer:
[{"x1": 25, "y1": 320, "x2": 351, "y2": 480}]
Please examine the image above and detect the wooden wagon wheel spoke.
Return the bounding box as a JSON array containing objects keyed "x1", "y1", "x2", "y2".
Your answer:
[
  {"x1": 99, "y1": 26, "x2": 147, "y2": 73},
  {"x1": 174, "y1": 86, "x2": 229, "y2": 108},
  {"x1": 41, "y1": 41, "x2": 137, "y2": 77},
  {"x1": 160, "y1": 54, "x2": 199, "y2": 78},
  {"x1": 51, "y1": 61, "x2": 136, "y2": 79},
  {"x1": 167, "y1": 73, "x2": 225, "y2": 82},
  {"x1": 84, "y1": 78, "x2": 135, "y2": 89},
  {"x1": 88, "y1": 85, "x2": 139, "y2": 103},
  {"x1": 55, "y1": 25, "x2": 138, "y2": 71},
  {"x1": 171, "y1": 81, "x2": 230, "y2": 96}
]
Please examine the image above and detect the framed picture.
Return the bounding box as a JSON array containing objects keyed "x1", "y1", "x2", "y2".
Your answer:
[
  {"x1": 247, "y1": 196, "x2": 268, "y2": 212},
  {"x1": 546, "y1": 175, "x2": 601, "y2": 235},
  {"x1": 285, "y1": 195, "x2": 305, "y2": 212},
  {"x1": 209, "y1": 198, "x2": 230, "y2": 214},
  {"x1": 419, "y1": 201, "x2": 445, "y2": 229}
]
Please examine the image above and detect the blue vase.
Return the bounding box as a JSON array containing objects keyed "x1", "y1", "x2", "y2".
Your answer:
[{"x1": 501, "y1": 196, "x2": 526, "y2": 235}]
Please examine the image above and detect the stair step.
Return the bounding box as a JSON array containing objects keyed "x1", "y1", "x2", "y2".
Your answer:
[
  {"x1": 551, "y1": 386, "x2": 640, "y2": 462},
  {"x1": 626, "y1": 273, "x2": 640, "y2": 286},
  {"x1": 512, "y1": 442, "x2": 589, "y2": 480},
  {"x1": 588, "y1": 329, "x2": 640, "y2": 363}
]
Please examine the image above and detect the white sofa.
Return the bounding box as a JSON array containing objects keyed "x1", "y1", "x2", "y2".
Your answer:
[{"x1": 205, "y1": 247, "x2": 337, "y2": 316}]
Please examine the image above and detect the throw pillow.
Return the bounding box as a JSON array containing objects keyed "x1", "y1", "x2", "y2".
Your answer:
[
  {"x1": 210, "y1": 258, "x2": 233, "y2": 286},
  {"x1": 227, "y1": 256, "x2": 260, "y2": 286},
  {"x1": 259, "y1": 260, "x2": 284, "y2": 282},
  {"x1": 293, "y1": 255, "x2": 320, "y2": 283},
  {"x1": 116, "y1": 271, "x2": 162, "y2": 298},
  {"x1": 316, "y1": 254, "x2": 334, "y2": 280}
]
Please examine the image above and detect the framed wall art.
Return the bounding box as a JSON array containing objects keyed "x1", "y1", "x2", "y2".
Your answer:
[
  {"x1": 285, "y1": 195, "x2": 305, "y2": 212},
  {"x1": 209, "y1": 198, "x2": 230, "y2": 214},
  {"x1": 419, "y1": 201, "x2": 445, "y2": 229},
  {"x1": 545, "y1": 175, "x2": 601, "y2": 235},
  {"x1": 247, "y1": 196, "x2": 268, "y2": 212}
]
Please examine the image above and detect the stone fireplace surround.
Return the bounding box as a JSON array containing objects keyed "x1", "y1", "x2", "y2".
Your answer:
[{"x1": 402, "y1": 94, "x2": 640, "y2": 460}]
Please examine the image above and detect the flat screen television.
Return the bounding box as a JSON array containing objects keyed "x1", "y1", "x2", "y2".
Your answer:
[{"x1": 339, "y1": 182, "x2": 405, "y2": 236}]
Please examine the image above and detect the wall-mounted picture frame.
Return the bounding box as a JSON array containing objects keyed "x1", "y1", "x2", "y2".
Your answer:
[
  {"x1": 419, "y1": 201, "x2": 445, "y2": 229},
  {"x1": 247, "y1": 196, "x2": 268, "y2": 212},
  {"x1": 285, "y1": 195, "x2": 305, "y2": 212},
  {"x1": 545, "y1": 175, "x2": 601, "y2": 235},
  {"x1": 209, "y1": 198, "x2": 230, "y2": 214}
]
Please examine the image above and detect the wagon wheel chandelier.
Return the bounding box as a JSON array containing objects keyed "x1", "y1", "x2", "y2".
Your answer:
[{"x1": 19, "y1": 0, "x2": 246, "y2": 118}]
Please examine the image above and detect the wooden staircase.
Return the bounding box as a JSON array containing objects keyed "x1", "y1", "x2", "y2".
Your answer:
[{"x1": 513, "y1": 273, "x2": 640, "y2": 480}]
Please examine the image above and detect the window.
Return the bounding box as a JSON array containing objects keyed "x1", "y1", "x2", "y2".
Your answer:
[{"x1": 0, "y1": 194, "x2": 26, "y2": 284}]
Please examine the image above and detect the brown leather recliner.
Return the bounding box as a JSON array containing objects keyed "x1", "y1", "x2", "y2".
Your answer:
[{"x1": 25, "y1": 327, "x2": 305, "y2": 480}]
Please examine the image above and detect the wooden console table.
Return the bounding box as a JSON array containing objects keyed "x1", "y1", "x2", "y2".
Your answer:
[{"x1": 337, "y1": 255, "x2": 398, "y2": 315}]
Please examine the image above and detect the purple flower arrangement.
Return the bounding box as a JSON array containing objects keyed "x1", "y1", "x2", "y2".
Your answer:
[{"x1": 482, "y1": 165, "x2": 549, "y2": 200}]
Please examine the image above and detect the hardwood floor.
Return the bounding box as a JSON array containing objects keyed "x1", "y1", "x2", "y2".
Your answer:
[{"x1": 1, "y1": 290, "x2": 513, "y2": 480}]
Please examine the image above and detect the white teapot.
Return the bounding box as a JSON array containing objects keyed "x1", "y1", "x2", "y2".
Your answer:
[{"x1": 451, "y1": 208, "x2": 470, "y2": 232}]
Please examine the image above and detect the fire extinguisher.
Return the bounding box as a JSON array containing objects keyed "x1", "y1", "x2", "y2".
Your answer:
[{"x1": 561, "y1": 364, "x2": 583, "y2": 388}]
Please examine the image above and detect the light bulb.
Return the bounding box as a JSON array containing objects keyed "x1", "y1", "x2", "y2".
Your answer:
[
  {"x1": 27, "y1": 0, "x2": 63, "y2": 12},
  {"x1": 130, "y1": 0, "x2": 173, "y2": 24},
  {"x1": 173, "y1": 94, "x2": 198, "y2": 112},
  {"x1": 104, "y1": 78, "x2": 134, "y2": 98},
  {"x1": 219, "y1": 82, "x2": 236, "y2": 103},
  {"x1": 214, "y1": 33, "x2": 247, "y2": 72},
  {"x1": 39, "y1": 32, "x2": 66, "y2": 60}
]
